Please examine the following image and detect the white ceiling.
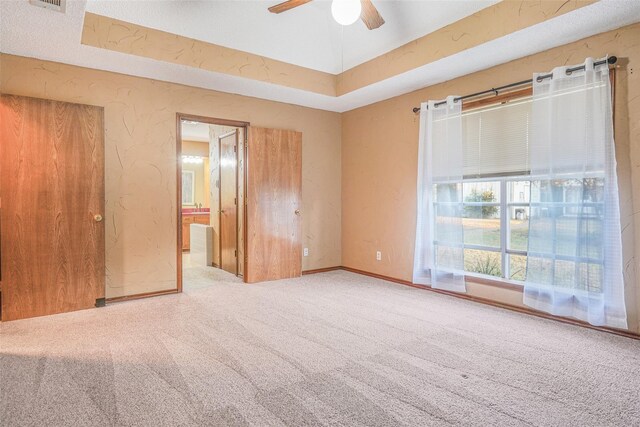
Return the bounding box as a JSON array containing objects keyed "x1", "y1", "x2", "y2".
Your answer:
[
  {"x1": 181, "y1": 121, "x2": 238, "y2": 142},
  {"x1": 181, "y1": 122, "x2": 211, "y2": 142},
  {"x1": 1, "y1": 0, "x2": 640, "y2": 112},
  {"x1": 84, "y1": 0, "x2": 499, "y2": 74}
]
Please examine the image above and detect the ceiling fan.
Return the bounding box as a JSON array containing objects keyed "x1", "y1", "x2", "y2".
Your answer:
[{"x1": 268, "y1": 0, "x2": 385, "y2": 30}]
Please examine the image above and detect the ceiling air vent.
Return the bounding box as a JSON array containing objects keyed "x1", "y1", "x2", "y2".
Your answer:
[{"x1": 29, "y1": 0, "x2": 65, "y2": 13}]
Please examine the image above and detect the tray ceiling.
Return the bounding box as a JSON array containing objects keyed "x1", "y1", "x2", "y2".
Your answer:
[
  {"x1": 84, "y1": 0, "x2": 500, "y2": 74},
  {"x1": 1, "y1": 0, "x2": 640, "y2": 112}
]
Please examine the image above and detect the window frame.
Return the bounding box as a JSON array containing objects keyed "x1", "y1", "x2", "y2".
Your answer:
[
  {"x1": 464, "y1": 176, "x2": 527, "y2": 281},
  {"x1": 433, "y1": 175, "x2": 530, "y2": 287},
  {"x1": 436, "y1": 173, "x2": 609, "y2": 289}
]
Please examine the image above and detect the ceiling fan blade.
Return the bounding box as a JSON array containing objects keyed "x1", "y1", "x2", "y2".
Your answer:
[
  {"x1": 360, "y1": 0, "x2": 385, "y2": 30},
  {"x1": 268, "y1": 0, "x2": 313, "y2": 14}
]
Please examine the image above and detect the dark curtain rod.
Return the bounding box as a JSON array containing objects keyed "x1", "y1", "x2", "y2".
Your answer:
[{"x1": 412, "y1": 56, "x2": 617, "y2": 114}]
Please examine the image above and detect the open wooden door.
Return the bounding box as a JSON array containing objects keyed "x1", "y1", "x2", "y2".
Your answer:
[
  {"x1": 245, "y1": 127, "x2": 302, "y2": 283},
  {"x1": 0, "y1": 95, "x2": 105, "y2": 321},
  {"x1": 219, "y1": 130, "x2": 238, "y2": 275}
]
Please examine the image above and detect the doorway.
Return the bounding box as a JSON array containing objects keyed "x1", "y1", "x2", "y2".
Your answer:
[
  {"x1": 177, "y1": 114, "x2": 248, "y2": 292},
  {"x1": 177, "y1": 115, "x2": 304, "y2": 290}
]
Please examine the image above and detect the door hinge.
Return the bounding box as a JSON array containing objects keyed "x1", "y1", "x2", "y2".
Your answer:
[
  {"x1": 95, "y1": 297, "x2": 106, "y2": 308},
  {"x1": 234, "y1": 145, "x2": 237, "y2": 153},
  {"x1": 234, "y1": 197, "x2": 237, "y2": 205},
  {"x1": 234, "y1": 249, "x2": 237, "y2": 257}
]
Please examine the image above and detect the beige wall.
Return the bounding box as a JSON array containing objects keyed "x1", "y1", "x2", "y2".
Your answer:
[
  {"x1": 2, "y1": 23, "x2": 639, "y2": 332},
  {"x1": 341, "y1": 23, "x2": 640, "y2": 333},
  {"x1": 0, "y1": 54, "x2": 342, "y2": 298},
  {"x1": 182, "y1": 140, "x2": 209, "y2": 157}
]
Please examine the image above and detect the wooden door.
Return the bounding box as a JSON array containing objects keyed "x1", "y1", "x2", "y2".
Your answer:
[
  {"x1": 219, "y1": 131, "x2": 238, "y2": 275},
  {"x1": 236, "y1": 127, "x2": 245, "y2": 277},
  {"x1": 0, "y1": 95, "x2": 105, "y2": 321},
  {"x1": 245, "y1": 127, "x2": 302, "y2": 283}
]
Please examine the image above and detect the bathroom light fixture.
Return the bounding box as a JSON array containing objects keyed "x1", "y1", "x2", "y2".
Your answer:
[
  {"x1": 182, "y1": 155, "x2": 203, "y2": 164},
  {"x1": 331, "y1": 0, "x2": 361, "y2": 26}
]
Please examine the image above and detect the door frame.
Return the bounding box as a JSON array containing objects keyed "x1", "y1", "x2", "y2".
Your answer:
[{"x1": 176, "y1": 113, "x2": 249, "y2": 292}]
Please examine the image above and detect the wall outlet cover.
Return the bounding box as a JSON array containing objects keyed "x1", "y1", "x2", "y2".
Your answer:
[
  {"x1": 303, "y1": 248, "x2": 309, "y2": 257},
  {"x1": 376, "y1": 251, "x2": 382, "y2": 261}
]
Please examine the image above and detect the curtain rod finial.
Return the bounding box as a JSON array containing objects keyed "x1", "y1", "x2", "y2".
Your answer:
[{"x1": 413, "y1": 107, "x2": 421, "y2": 114}]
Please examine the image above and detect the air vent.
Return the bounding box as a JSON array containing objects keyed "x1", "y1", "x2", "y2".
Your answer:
[{"x1": 29, "y1": 0, "x2": 65, "y2": 13}]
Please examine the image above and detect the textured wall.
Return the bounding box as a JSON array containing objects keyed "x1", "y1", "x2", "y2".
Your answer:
[
  {"x1": 341, "y1": 24, "x2": 640, "y2": 333},
  {"x1": 81, "y1": 12, "x2": 336, "y2": 96},
  {"x1": 0, "y1": 54, "x2": 342, "y2": 298}
]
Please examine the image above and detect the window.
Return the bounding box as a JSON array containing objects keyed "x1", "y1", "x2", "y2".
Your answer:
[
  {"x1": 431, "y1": 97, "x2": 533, "y2": 284},
  {"x1": 431, "y1": 96, "x2": 607, "y2": 289},
  {"x1": 434, "y1": 177, "x2": 531, "y2": 282},
  {"x1": 417, "y1": 61, "x2": 625, "y2": 328},
  {"x1": 526, "y1": 176, "x2": 605, "y2": 292},
  {"x1": 434, "y1": 175, "x2": 604, "y2": 291}
]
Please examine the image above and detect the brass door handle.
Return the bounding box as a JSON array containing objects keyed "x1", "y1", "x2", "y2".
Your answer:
[{"x1": 94, "y1": 214, "x2": 103, "y2": 222}]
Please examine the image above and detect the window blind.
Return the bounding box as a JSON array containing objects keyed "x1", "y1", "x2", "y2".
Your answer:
[{"x1": 462, "y1": 98, "x2": 532, "y2": 178}]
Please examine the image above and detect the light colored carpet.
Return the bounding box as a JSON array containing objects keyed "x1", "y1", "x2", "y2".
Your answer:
[{"x1": 1, "y1": 268, "x2": 639, "y2": 426}]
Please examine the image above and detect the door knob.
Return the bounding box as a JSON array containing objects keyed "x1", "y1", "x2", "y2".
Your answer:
[
  {"x1": 94, "y1": 214, "x2": 103, "y2": 222},
  {"x1": 295, "y1": 209, "x2": 300, "y2": 215}
]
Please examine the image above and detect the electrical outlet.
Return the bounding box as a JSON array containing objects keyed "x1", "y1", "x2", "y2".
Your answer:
[
  {"x1": 303, "y1": 248, "x2": 309, "y2": 257},
  {"x1": 376, "y1": 251, "x2": 382, "y2": 261}
]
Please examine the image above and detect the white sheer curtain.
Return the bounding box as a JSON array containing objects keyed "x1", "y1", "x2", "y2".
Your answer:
[
  {"x1": 524, "y1": 57, "x2": 627, "y2": 329},
  {"x1": 413, "y1": 96, "x2": 466, "y2": 292}
]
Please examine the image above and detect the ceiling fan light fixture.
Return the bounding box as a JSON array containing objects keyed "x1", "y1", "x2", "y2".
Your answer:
[{"x1": 331, "y1": 0, "x2": 362, "y2": 26}]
